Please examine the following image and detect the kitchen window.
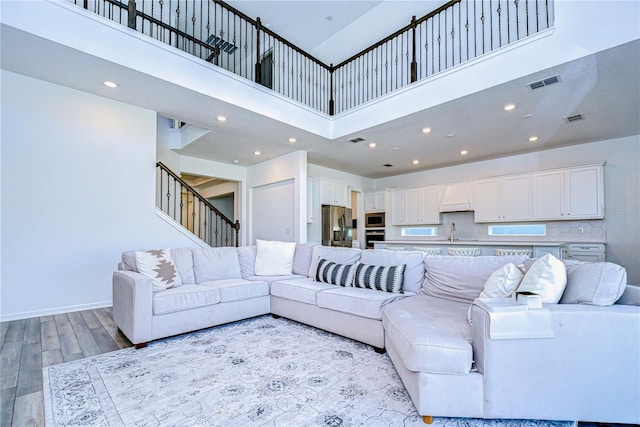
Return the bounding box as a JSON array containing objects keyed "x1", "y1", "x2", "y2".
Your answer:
[
  {"x1": 401, "y1": 227, "x2": 438, "y2": 237},
  {"x1": 488, "y1": 224, "x2": 547, "y2": 236}
]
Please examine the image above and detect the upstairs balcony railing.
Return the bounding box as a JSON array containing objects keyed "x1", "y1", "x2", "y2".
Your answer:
[{"x1": 67, "y1": 0, "x2": 553, "y2": 115}]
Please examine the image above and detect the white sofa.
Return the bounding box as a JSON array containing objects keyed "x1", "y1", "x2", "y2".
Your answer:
[{"x1": 113, "y1": 244, "x2": 640, "y2": 424}]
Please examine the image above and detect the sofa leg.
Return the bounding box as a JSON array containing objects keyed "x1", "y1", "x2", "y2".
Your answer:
[
  {"x1": 423, "y1": 416, "x2": 433, "y2": 424},
  {"x1": 271, "y1": 314, "x2": 281, "y2": 319},
  {"x1": 134, "y1": 342, "x2": 147, "y2": 349},
  {"x1": 373, "y1": 346, "x2": 386, "y2": 354}
]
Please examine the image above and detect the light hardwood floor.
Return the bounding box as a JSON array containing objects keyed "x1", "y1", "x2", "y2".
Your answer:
[
  {"x1": 0, "y1": 310, "x2": 634, "y2": 427},
  {"x1": 0, "y1": 308, "x2": 132, "y2": 426}
]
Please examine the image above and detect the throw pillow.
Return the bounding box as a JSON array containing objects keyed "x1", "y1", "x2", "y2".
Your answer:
[
  {"x1": 353, "y1": 262, "x2": 406, "y2": 294},
  {"x1": 479, "y1": 263, "x2": 524, "y2": 298},
  {"x1": 560, "y1": 262, "x2": 627, "y2": 306},
  {"x1": 517, "y1": 253, "x2": 567, "y2": 303},
  {"x1": 254, "y1": 239, "x2": 296, "y2": 276},
  {"x1": 134, "y1": 249, "x2": 182, "y2": 292},
  {"x1": 315, "y1": 258, "x2": 356, "y2": 287}
]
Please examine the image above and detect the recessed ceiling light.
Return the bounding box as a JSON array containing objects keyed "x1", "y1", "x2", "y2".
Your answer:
[
  {"x1": 504, "y1": 104, "x2": 516, "y2": 111},
  {"x1": 523, "y1": 113, "x2": 533, "y2": 119},
  {"x1": 412, "y1": 160, "x2": 420, "y2": 165},
  {"x1": 422, "y1": 127, "x2": 431, "y2": 134},
  {"x1": 368, "y1": 142, "x2": 377, "y2": 148},
  {"x1": 392, "y1": 147, "x2": 399, "y2": 151},
  {"x1": 254, "y1": 151, "x2": 261, "y2": 156},
  {"x1": 103, "y1": 80, "x2": 118, "y2": 88},
  {"x1": 460, "y1": 150, "x2": 469, "y2": 155},
  {"x1": 233, "y1": 160, "x2": 239, "y2": 164},
  {"x1": 446, "y1": 133, "x2": 454, "y2": 138},
  {"x1": 217, "y1": 115, "x2": 227, "y2": 122},
  {"x1": 528, "y1": 136, "x2": 539, "y2": 142},
  {"x1": 289, "y1": 137, "x2": 297, "y2": 143}
]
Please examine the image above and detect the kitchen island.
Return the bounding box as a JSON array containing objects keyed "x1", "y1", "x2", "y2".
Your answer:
[{"x1": 375, "y1": 240, "x2": 576, "y2": 258}]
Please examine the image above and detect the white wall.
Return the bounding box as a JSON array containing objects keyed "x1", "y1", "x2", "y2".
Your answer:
[
  {"x1": 246, "y1": 151, "x2": 307, "y2": 244},
  {"x1": 0, "y1": 71, "x2": 201, "y2": 321},
  {"x1": 374, "y1": 136, "x2": 640, "y2": 283}
]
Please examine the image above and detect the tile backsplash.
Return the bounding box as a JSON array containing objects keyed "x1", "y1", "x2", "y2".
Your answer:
[{"x1": 389, "y1": 211, "x2": 606, "y2": 242}]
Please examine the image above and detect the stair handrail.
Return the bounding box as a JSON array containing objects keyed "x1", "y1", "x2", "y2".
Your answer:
[{"x1": 156, "y1": 161, "x2": 240, "y2": 246}]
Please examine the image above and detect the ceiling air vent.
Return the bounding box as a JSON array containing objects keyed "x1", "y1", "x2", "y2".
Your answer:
[
  {"x1": 205, "y1": 35, "x2": 238, "y2": 54},
  {"x1": 349, "y1": 137, "x2": 365, "y2": 143},
  {"x1": 564, "y1": 114, "x2": 584, "y2": 123},
  {"x1": 383, "y1": 164, "x2": 393, "y2": 168},
  {"x1": 527, "y1": 74, "x2": 561, "y2": 90}
]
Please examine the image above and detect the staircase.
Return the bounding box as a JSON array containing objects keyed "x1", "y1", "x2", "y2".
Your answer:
[{"x1": 156, "y1": 162, "x2": 239, "y2": 247}]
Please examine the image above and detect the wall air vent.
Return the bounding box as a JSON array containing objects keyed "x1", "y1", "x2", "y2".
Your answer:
[
  {"x1": 383, "y1": 164, "x2": 393, "y2": 167},
  {"x1": 564, "y1": 114, "x2": 584, "y2": 123},
  {"x1": 205, "y1": 34, "x2": 238, "y2": 54},
  {"x1": 527, "y1": 74, "x2": 561, "y2": 90},
  {"x1": 349, "y1": 137, "x2": 365, "y2": 143}
]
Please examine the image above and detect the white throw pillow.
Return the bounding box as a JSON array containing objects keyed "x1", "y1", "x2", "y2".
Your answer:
[
  {"x1": 517, "y1": 254, "x2": 567, "y2": 303},
  {"x1": 479, "y1": 263, "x2": 524, "y2": 298},
  {"x1": 134, "y1": 249, "x2": 182, "y2": 292},
  {"x1": 254, "y1": 239, "x2": 296, "y2": 276}
]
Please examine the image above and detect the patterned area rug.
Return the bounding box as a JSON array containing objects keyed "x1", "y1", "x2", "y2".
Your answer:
[{"x1": 43, "y1": 315, "x2": 576, "y2": 426}]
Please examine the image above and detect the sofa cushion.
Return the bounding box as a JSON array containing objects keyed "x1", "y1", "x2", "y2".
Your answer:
[
  {"x1": 254, "y1": 239, "x2": 296, "y2": 276},
  {"x1": 192, "y1": 247, "x2": 242, "y2": 283},
  {"x1": 293, "y1": 243, "x2": 319, "y2": 275},
  {"x1": 518, "y1": 254, "x2": 566, "y2": 303},
  {"x1": 560, "y1": 262, "x2": 627, "y2": 306},
  {"x1": 317, "y1": 287, "x2": 408, "y2": 320},
  {"x1": 198, "y1": 279, "x2": 269, "y2": 303},
  {"x1": 422, "y1": 255, "x2": 527, "y2": 303},
  {"x1": 134, "y1": 249, "x2": 183, "y2": 292},
  {"x1": 244, "y1": 274, "x2": 306, "y2": 286},
  {"x1": 121, "y1": 248, "x2": 195, "y2": 284},
  {"x1": 153, "y1": 284, "x2": 221, "y2": 315},
  {"x1": 237, "y1": 246, "x2": 257, "y2": 278},
  {"x1": 238, "y1": 243, "x2": 319, "y2": 278},
  {"x1": 308, "y1": 246, "x2": 362, "y2": 278},
  {"x1": 359, "y1": 250, "x2": 425, "y2": 294},
  {"x1": 353, "y1": 262, "x2": 406, "y2": 293},
  {"x1": 479, "y1": 263, "x2": 524, "y2": 298},
  {"x1": 270, "y1": 278, "x2": 335, "y2": 305},
  {"x1": 382, "y1": 295, "x2": 473, "y2": 375},
  {"x1": 316, "y1": 258, "x2": 356, "y2": 287}
]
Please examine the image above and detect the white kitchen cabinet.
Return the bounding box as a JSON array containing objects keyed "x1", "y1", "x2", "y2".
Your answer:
[
  {"x1": 532, "y1": 165, "x2": 603, "y2": 220},
  {"x1": 318, "y1": 180, "x2": 348, "y2": 207},
  {"x1": 364, "y1": 192, "x2": 386, "y2": 212},
  {"x1": 474, "y1": 175, "x2": 531, "y2": 222},
  {"x1": 392, "y1": 186, "x2": 440, "y2": 225}
]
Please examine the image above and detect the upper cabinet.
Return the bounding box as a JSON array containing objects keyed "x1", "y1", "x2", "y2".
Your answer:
[
  {"x1": 474, "y1": 176, "x2": 531, "y2": 222},
  {"x1": 391, "y1": 186, "x2": 441, "y2": 225},
  {"x1": 364, "y1": 192, "x2": 386, "y2": 212},
  {"x1": 318, "y1": 179, "x2": 348, "y2": 207},
  {"x1": 532, "y1": 165, "x2": 603, "y2": 220}
]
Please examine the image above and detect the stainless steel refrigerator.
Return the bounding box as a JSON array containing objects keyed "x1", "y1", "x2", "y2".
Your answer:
[{"x1": 322, "y1": 205, "x2": 353, "y2": 247}]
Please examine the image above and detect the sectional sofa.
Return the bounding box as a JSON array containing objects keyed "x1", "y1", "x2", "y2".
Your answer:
[{"x1": 113, "y1": 243, "x2": 640, "y2": 424}]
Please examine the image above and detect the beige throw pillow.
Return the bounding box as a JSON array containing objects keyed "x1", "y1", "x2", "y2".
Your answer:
[
  {"x1": 479, "y1": 263, "x2": 524, "y2": 298},
  {"x1": 254, "y1": 239, "x2": 296, "y2": 276},
  {"x1": 134, "y1": 249, "x2": 182, "y2": 292},
  {"x1": 517, "y1": 254, "x2": 567, "y2": 303}
]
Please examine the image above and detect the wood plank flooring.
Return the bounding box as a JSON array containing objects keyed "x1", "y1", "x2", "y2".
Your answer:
[
  {"x1": 0, "y1": 308, "x2": 132, "y2": 426},
  {"x1": 0, "y1": 309, "x2": 634, "y2": 427}
]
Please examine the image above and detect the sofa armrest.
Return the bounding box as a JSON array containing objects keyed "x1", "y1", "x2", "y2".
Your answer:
[
  {"x1": 112, "y1": 270, "x2": 153, "y2": 345},
  {"x1": 471, "y1": 304, "x2": 640, "y2": 422}
]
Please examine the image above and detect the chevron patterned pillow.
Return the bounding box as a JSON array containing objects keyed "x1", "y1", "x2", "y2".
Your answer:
[{"x1": 353, "y1": 262, "x2": 406, "y2": 294}]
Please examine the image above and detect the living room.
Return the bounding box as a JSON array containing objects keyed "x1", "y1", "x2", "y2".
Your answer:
[{"x1": 1, "y1": 0, "x2": 639, "y2": 425}]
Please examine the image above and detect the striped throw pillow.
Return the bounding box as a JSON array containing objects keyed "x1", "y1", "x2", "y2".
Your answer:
[
  {"x1": 353, "y1": 262, "x2": 406, "y2": 293},
  {"x1": 315, "y1": 258, "x2": 356, "y2": 287}
]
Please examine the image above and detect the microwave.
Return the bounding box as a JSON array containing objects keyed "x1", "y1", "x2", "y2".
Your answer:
[{"x1": 365, "y1": 212, "x2": 385, "y2": 228}]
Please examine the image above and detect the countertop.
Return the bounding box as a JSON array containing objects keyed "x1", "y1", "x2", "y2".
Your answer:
[{"x1": 381, "y1": 240, "x2": 592, "y2": 247}]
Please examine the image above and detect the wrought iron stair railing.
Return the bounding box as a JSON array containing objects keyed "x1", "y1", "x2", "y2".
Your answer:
[
  {"x1": 66, "y1": 0, "x2": 553, "y2": 115},
  {"x1": 156, "y1": 162, "x2": 239, "y2": 247}
]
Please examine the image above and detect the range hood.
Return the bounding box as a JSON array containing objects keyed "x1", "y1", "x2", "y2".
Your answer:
[{"x1": 439, "y1": 183, "x2": 473, "y2": 212}]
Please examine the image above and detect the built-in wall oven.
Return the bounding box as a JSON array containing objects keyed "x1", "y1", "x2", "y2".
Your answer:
[
  {"x1": 365, "y1": 229, "x2": 385, "y2": 249},
  {"x1": 365, "y1": 212, "x2": 385, "y2": 228}
]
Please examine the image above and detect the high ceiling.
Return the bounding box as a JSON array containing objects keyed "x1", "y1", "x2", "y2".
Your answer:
[{"x1": 1, "y1": 1, "x2": 638, "y2": 179}]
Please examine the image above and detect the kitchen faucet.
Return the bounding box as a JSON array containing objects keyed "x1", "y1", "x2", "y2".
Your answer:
[{"x1": 448, "y1": 222, "x2": 456, "y2": 242}]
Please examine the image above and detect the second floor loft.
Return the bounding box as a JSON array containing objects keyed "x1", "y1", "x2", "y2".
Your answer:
[{"x1": 1, "y1": 1, "x2": 638, "y2": 178}]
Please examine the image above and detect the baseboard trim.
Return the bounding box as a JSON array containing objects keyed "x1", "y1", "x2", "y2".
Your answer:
[{"x1": 0, "y1": 301, "x2": 112, "y2": 322}]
